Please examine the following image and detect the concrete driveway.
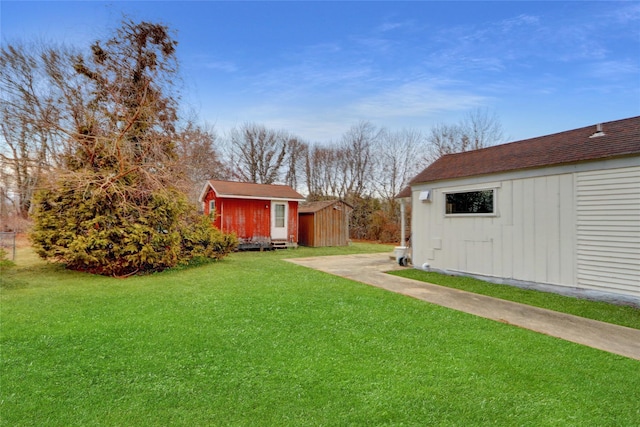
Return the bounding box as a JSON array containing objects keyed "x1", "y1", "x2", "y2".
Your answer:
[{"x1": 286, "y1": 253, "x2": 640, "y2": 361}]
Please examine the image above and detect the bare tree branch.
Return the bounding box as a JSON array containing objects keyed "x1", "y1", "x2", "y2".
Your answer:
[{"x1": 227, "y1": 123, "x2": 289, "y2": 184}]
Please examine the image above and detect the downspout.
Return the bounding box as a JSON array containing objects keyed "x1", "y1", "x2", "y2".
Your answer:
[
  {"x1": 393, "y1": 197, "x2": 409, "y2": 265},
  {"x1": 400, "y1": 198, "x2": 406, "y2": 245}
]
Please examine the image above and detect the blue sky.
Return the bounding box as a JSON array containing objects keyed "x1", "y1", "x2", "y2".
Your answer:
[{"x1": 2, "y1": 1, "x2": 639, "y2": 143}]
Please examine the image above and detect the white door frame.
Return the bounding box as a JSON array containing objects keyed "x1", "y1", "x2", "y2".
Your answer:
[{"x1": 271, "y1": 201, "x2": 288, "y2": 240}]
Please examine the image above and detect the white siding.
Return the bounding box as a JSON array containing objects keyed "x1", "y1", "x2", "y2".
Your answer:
[
  {"x1": 503, "y1": 174, "x2": 575, "y2": 285},
  {"x1": 413, "y1": 174, "x2": 575, "y2": 285},
  {"x1": 410, "y1": 157, "x2": 639, "y2": 302},
  {"x1": 576, "y1": 166, "x2": 640, "y2": 298}
]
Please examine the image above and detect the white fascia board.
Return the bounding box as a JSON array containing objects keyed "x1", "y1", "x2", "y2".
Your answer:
[
  {"x1": 198, "y1": 182, "x2": 214, "y2": 203},
  {"x1": 219, "y1": 195, "x2": 305, "y2": 202}
]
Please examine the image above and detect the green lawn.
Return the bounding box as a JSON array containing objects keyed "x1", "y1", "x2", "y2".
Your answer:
[{"x1": 2, "y1": 244, "x2": 639, "y2": 426}]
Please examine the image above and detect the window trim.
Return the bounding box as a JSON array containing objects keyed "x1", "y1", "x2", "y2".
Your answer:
[{"x1": 443, "y1": 188, "x2": 497, "y2": 217}]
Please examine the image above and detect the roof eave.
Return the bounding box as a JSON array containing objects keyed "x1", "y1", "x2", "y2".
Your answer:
[
  {"x1": 217, "y1": 194, "x2": 305, "y2": 202},
  {"x1": 409, "y1": 153, "x2": 640, "y2": 187},
  {"x1": 395, "y1": 186, "x2": 412, "y2": 199},
  {"x1": 198, "y1": 181, "x2": 215, "y2": 203}
]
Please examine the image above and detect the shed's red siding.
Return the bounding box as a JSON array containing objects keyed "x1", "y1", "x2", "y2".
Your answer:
[{"x1": 203, "y1": 188, "x2": 299, "y2": 242}]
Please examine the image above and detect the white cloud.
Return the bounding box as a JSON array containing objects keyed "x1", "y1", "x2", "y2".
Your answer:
[
  {"x1": 204, "y1": 61, "x2": 237, "y2": 73},
  {"x1": 377, "y1": 20, "x2": 414, "y2": 33},
  {"x1": 195, "y1": 2, "x2": 640, "y2": 143},
  {"x1": 348, "y1": 80, "x2": 486, "y2": 119},
  {"x1": 188, "y1": 53, "x2": 238, "y2": 73},
  {"x1": 497, "y1": 14, "x2": 540, "y2": 33},
  {"x1": 247, "y1": 61, "x2": 373, "y2": 98},
  {"x1": 608, "y1": 2, "x2": 640, "y2": 24},
  {"x1": 589, "y1": 60, "x2": 639, "y2": 79}
]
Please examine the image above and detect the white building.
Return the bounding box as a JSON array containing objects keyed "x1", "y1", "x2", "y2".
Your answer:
[{"x1": 400, "y1": 116, "x2": 640, "y2": 306}]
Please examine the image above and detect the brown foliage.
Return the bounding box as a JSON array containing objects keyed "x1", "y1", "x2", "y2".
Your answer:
[{"x1": 27, "y1": 20, "x2": 236, "y2": 275}]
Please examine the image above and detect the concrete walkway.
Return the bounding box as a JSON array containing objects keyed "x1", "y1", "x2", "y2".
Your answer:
[{"x1": 285, "y1": 253, "x2": 640, "y2": 361}]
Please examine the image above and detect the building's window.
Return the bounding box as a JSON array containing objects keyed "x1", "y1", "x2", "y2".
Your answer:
[
  {"x1": 275, "y1": 203, "x2": 285, "y2": 227},
  {"x1": 209, "y1": 200, "x2": 216, "y2": 214},
  {"x1": 445, "y1": 189, "x2": 494, "y2": 215}
]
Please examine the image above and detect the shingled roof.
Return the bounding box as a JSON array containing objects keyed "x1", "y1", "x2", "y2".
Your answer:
[
  {"x1": 408, "y1": 116, "x2": 640, "y2": 190},
  {"x1": 201, "y1": 180, "x2": 305, "y2": 201},
  {"x1": 299, "y1": 200, "x2": 353, "y2": 214}
]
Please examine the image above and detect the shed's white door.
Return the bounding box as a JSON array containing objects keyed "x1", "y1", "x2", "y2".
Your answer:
[{"x1": 271, "y1": 201, "x2": 287, "y2": 240}]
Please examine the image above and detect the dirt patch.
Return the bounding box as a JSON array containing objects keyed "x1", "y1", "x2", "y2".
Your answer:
[
  {"x1": 2, "y1": 233, "x2": 31, "y2": 249},
  {"x1": 14, "y1": 233, "x2": 31, "y2": 248}
]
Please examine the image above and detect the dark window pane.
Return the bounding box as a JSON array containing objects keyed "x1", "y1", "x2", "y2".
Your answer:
[{"x1": 446, "y1": 190, "x2": 493, "y2": 214}]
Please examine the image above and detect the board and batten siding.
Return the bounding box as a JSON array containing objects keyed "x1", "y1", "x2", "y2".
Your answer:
[
  {"x1": 299, "y1": 201, "x2": 352, "y2": 247},
  {"x1": 413, "y1": 173, "x2": 575, "y2": 287},
  {"x1": 411, "y1": 159, "x2": 639, "y2": 302},
  {"x1": 576, "y1": 165, "x2": 640, "y2": 298},
  {"x1": 311, "y1": 206, "x2": 349, "y2": 247}
]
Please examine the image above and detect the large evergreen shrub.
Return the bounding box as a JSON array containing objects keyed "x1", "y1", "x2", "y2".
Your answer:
[
  {"x1": 28, "y1": 20, "x2": 237, "y2": 276},
  {"x1": 31, "y1": 182, "x2": 237, "y2": 276}
]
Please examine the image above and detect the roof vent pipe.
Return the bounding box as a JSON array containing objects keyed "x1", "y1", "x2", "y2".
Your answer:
[{"x1": 589, "y1": 123, "x2": 605, "y2": 138}]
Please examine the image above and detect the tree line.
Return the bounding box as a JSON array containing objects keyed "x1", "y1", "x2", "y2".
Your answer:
[
  {"x1": 1, "y1": 19, "x2": 505, "y2": 247},
  {"x1": 215, "y1": 107, "x2": 504, "y2": 241}
]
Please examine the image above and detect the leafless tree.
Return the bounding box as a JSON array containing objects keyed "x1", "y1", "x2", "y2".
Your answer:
[
  {"x1": 301, "y1": 121, "x2": 382, "y2": 201},
  {"x1": 12, "y1": 19, "x2": 186, "y2": 218},
  {"x1": 427, "y1": 107, "x2": 505, "y2": 162},
  {"x1": 174, "y1": 120, "x2": 228, "y2": 203},
  {"x1": 0, "y1": 43, "x2": 67, "y2": 217},
  {"x1": 283, "y1": 136, "x2": 308, "y2": 192},
  {"x1": 1, "y1": 32, "x2": 235, "y2": 215},
  {"x1": 338, "y1": 120, "x2": 381, "y2": 199},
  {"x1": 304, "y1": 144, "x2": 342, "y2": 199},
  {"x1": 2, "y1": 21, "x2": 182, "y2": 204},
  {"x1": 374, "y1": 128, "x2": 425, "y2": 203},
  {"x1": 426, "y1": 122, "x2": 464, "y2": 162},
  {"x1": 460, "y1": 107, "x2": 505, "y2": 151},
  {"x1": 41, "y1": 45, "x2": 97, "y2": 163},
  {"x1": 0, "y1": 168, "x2": 15, "y2": 225},
  {"x1": 226, "y1": 123, "x2": 289, "y2": 184},
  {"x1": 65, "y1": 19, "x2": 180, "y2": 187}
]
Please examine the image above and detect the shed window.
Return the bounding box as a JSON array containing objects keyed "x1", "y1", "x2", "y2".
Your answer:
[
  {"x1": 209, "y1": 200, "x2": 216, "y2": 214},
  {"x1": 275, "y1": 203, "x2": 285, "y2": 227},
  {"x1": 445, "y1": 190, "x2": 494, "y2": 215}
]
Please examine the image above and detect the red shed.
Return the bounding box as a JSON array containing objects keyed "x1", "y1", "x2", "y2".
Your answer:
[{"x1": 199, "y1": 180, "x2": 305, "y2": 249}]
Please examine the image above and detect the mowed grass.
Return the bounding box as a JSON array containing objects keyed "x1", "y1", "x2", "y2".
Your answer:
[
  {"x1": 389, "y1": 269, "x2": 640, "y2": 330},
  {"x1": 2, "y1": 243, "x2": 639, "y2": 426}
]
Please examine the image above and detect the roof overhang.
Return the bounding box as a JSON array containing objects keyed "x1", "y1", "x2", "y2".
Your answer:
[
  {"x1": 199, "y1": 181, "x2": 305, "y2": 203},
  {"x1": 299, "y1": 199, "x2": 354, "y2": 213},
  {"x1": 199, "y1": 181, "x2": 214, "y2": 203},
  {"x1": 395, "y1": 186, "x2": 412, "y2": 199},
  {"x1": 218, "y1": 195, "x2": 305, "y2": 202}
]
